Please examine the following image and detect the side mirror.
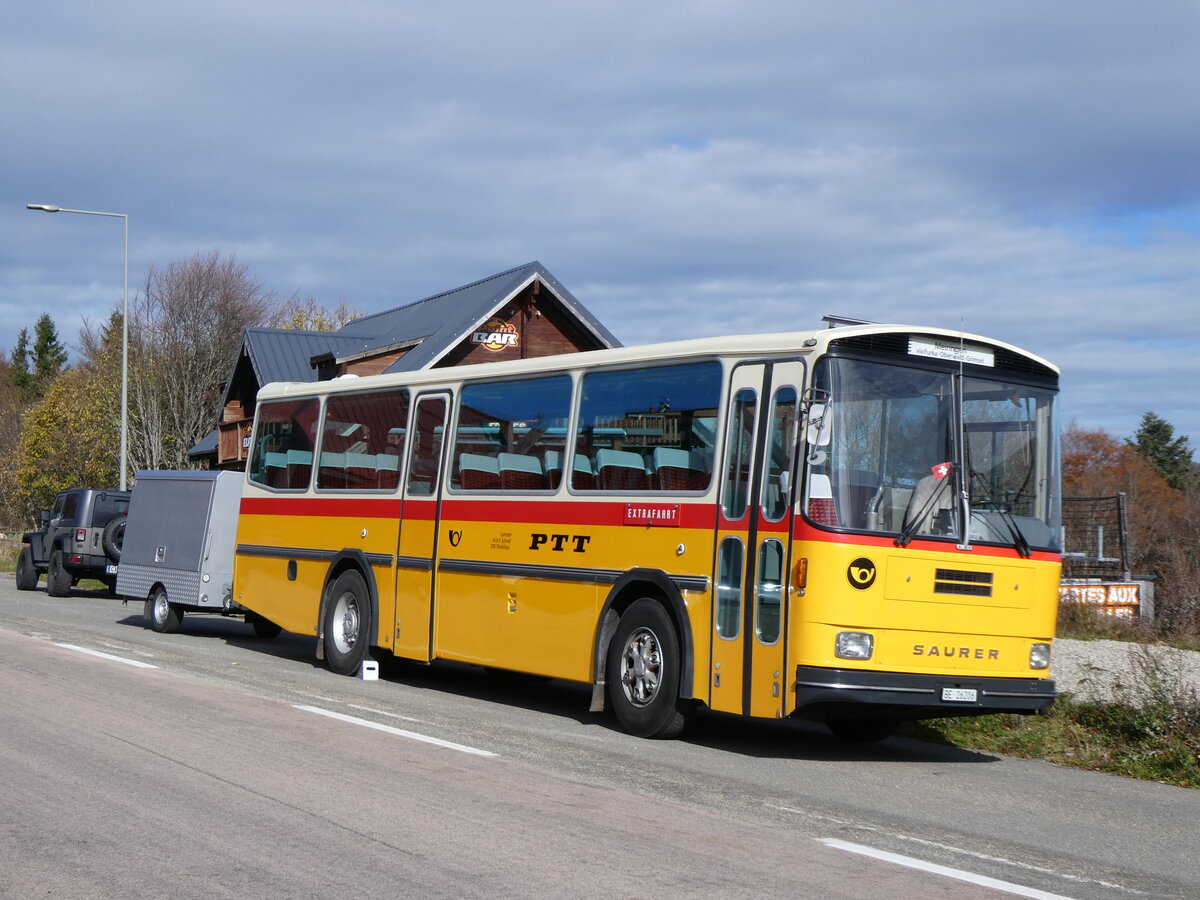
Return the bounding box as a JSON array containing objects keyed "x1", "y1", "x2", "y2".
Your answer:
[
  {"x1": 806, "y1": 404, "x2": 832, "y2": 448},
  {"x1": 39, "y1": 509, "x2": 50, "y2": 524}
]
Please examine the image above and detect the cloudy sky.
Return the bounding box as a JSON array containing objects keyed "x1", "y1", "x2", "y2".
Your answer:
[{"x1": 4, "y1": 2, "x2": 1199, "y2": 448}]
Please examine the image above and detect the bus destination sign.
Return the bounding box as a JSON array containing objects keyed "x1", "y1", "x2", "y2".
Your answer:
[{"x1": 908, "y1": 337, "x2": 995, "y2": 367}]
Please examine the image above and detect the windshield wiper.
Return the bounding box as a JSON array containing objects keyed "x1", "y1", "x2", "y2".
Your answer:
[
  {"x1": 968, "y1": 470, "x2": 1032, "y2": 558},
  {"x1": 895, "y1": 471, "x2": 954, "y2": 548}
]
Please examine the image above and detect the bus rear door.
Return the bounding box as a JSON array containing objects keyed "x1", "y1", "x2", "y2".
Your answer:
[{"x1": 391, "y1": 392, "x2": 450, "y2": 660}]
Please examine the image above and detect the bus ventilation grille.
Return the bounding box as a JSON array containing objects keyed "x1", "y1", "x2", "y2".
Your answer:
[{"x1": 933, "y1": 568, "x2": 994, "y2": 597}]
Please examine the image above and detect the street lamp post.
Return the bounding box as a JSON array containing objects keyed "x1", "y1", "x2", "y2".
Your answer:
[{"x1": 26, "y1": 204, "x2": 130, "y2": 491}]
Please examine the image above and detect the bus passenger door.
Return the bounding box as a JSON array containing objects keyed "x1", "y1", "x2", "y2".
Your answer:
[
  {"x1": 392, "y1": 392, "x2": 450, "y2": 661},
  {"x1": 711, "y1": 362, "x2": 802, "y2": 719}
]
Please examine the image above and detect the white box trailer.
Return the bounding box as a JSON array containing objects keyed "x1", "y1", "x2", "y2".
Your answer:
[{"x1": 116, "y1": 470, "x2": 278, "y2": 637}]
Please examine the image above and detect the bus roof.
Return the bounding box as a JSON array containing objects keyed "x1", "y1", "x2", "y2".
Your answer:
[{"x1": 255, "y1": 323, "x2": 1058, "y2": 401}]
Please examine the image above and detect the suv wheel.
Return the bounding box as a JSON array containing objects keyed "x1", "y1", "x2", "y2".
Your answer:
[
  {"x1": 46, "y1": 550, "x2": 72, "y2": 597},
  {"x1": 15, "y1": 547, "x2": 39, "y2": 591}
]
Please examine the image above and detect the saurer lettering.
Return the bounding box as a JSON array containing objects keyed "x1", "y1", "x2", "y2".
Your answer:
[{"x1": 913, "y1": 645, "x2": 1000, "y2": 660}]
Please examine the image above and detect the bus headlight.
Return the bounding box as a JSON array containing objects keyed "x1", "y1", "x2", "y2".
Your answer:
[
  {"x1": 1029, "y1": 643, "x2": 1051, "y2": 670},
  {"x1": 836, "y1": 631, "x2": 874, "y2": 660}
]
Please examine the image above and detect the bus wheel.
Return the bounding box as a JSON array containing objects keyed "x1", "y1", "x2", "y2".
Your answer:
[
  {"x1": 826, "y1": 716, "x2": 896, "y2": 743},
  {"x1": 148, "y1": 587, "x2": 182, "y2": 634},
  {"x1": 46, "y1": 551, "x2": 72, "y2": 597},
  {"x1": 607, "y1": 598, "x2": 689, "y2": 739},
  {"x1": 323, "y1": 569, "x2": 371, "y2": 676},
  {"x1": 15, "y1": 546, "x2": 38, "y2": 591}
]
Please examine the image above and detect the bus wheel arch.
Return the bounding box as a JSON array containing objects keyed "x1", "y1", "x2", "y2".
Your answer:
[
  {"x1": 317, "y1": 552, "x2": 380, "y2": 676},
  {"x1": 594, "y1": 570, "x2": 696, "y2": 738}
]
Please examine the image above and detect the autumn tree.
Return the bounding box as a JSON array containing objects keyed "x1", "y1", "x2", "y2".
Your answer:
[
  {"x1": 128, "y1": 251, "x2": 274, "y2": 474},
  {"x1": 1064, "y1": 422, "x2": 1200, "y2": 633},
  {"x1": 8, "y1": 366, "x2": 120, "y2": 523},
  {"x1": 269, "y1": 295, "x2": 361, "y2": 331},
  {"x1": 1129, "y1": 411, "x2": 1194, "y2": 491}
]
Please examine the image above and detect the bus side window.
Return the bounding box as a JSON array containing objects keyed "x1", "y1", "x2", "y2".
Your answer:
[
  {"x1": 406, "y1": 398, "x2": 447, "y2": 496},
  {"x1": 716, "y1": 537, "x2": 744, "y2": 639},
  {"x1": 722, "y1": 389, "x2": 757, "y2": 519},
  {"x1": 450, "y1": 375, "x2": 571, "y2": 491},
  {"x1": 574, "y1": 361, "x2": 721, "y2": 492},
  {"x1": 316, "y1": 388, "x2": 409, "y2": 491},
  {"x1": 248, "y1": 398, "x2": 320, "y2": 490}
]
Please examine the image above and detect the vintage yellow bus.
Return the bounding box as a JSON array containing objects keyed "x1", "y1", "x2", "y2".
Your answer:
[{"x1": 233, "y1": 322, "x2": 1061, "y2": 739}]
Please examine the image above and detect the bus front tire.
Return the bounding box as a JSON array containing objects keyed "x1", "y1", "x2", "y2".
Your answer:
[
  {"x1": 46, "y1": 551, "x2": 72, "y2": 597},
  {"x1": 323, "y1": 569, "x2": 371, "y2": 676},
  {"x1": 148, "y1": 587, "x2": 182, "y2": 634},
  {"x1": 607, "y1": 598, "x2": 689, "y2": 739},
  {"x1": 15, "y1": 547, "x2": 38, "y2": 591}
]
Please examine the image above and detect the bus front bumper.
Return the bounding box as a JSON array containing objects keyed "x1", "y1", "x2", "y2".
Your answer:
[{"x1": 794, "y1": 666, "x2": 1057, "y2": 717}]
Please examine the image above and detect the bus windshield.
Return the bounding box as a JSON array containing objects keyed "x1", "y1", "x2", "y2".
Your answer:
[{"x1": 807, "y1": 356, "x2": 1060, "y2": 552}]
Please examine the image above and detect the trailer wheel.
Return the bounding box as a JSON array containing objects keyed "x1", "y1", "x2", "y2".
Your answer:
[
  {"x1": 46, "y1": 551, "x2": 72, "y2": 597},
  {"x1": 15, "y1": 547, "x2": 38, "y2": 591},
  {"x1": 147, "y1": 587, "x2": 182, "y2": 634},
  {"x1": 322, "y1": 569, "x2": 371, "y2": 675}
]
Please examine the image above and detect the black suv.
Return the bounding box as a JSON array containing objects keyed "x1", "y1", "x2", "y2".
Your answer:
[{"x1": 15, "y1": 488, "x2": 131, "y2": 596}]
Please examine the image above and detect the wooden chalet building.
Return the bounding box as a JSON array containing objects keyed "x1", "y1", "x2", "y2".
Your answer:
[{"x1": 193, "y1": 261, "x2": 620, "y2": 469}]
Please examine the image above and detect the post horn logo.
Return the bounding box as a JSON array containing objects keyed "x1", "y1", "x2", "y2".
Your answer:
[
  {"x1": 472, "y1": 318, "x2": 519, "y2": 352},
  {"x1": 847, "y1": 557, "x2": 876, "y2": 590}
]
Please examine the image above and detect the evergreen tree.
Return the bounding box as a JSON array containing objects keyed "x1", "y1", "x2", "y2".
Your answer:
[
  {"x1": 1129, "y1": 411, "x2": 1195, "y2": 491},
  {"x1": 8, "y1": 314, "x2": 68, "y2": 402},
  {"x1": 9, "y1": 327, "x2": 32, "y2": 400},
  {"x1": 31, "y1": 313, "x2": 68, "y2": 390}
]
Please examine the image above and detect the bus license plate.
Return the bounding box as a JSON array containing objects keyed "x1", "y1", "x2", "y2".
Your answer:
[{"x1": 941, "y1": 687, "x2": 977, "y2": 703}]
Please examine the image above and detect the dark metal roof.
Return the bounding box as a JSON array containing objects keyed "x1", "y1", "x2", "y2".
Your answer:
[
  {"x1": 239, "y1": 327, "x2": 363, "y2": 385},
  {"x1": 338, "y1": 260, "x2": 620, "y2": 373}
]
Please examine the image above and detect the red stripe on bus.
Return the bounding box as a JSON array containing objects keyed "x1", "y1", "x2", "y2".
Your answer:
[{"x1": 239, "y1": 495, "x2": 717, "y2": 528}]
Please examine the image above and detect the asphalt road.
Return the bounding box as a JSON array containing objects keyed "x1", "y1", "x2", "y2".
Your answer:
[{"x1": 2, "y1": 580, "x2": 1198, "y2": 899}]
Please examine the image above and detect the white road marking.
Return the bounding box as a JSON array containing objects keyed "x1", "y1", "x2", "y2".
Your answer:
[
  {"x1": 348, "y1": 703, "x2": 421, "y2": 722},
  {"x1": 54, "y1": 643, "x2": 158, "y2": 669},
  {"x1": 294, "y1": 704, "x2": 496, "y2": 757},
  {"x1": 819, "y1": 838, "x2": 1077, "y2": 900},
  {"x1": 787, "y1": 809, "x2": 1141, "y2": 895}
]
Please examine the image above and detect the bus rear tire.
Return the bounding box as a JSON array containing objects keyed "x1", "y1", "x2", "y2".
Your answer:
[
  {"x1": 249, "y1": 612, "x2": 282, "y2": 639},
  {"x1": 826, "y1": 715, "x2": 896, "y2": 743},
  {"x1": 148, "y1": 587, "x2": 182, "y2": 634},
  {"x1": 323, "y1": 569, "x2": 371, "y2": 676},
  {"x1": 607, "y1": 598, "x2": 689, "y2": 739}
]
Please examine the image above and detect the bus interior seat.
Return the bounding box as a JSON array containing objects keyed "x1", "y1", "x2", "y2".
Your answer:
[
  {"x1": 286, "y1": 449, "x2": 312, "y2": 489},
  {"x1": 459, "y1": 452, "x2": 501, "y2": 490},
  {"x1": 344, "y1": 452, "x2": 379, "y2": 489},
  {"x1": 318, "y1": 452, "x2": 348, "y2": 489},
  {"x1": 652, "y1": 447, "x2": 709, "y2": 491},
  {"x1": 376, "y1": 453, "x2": 400, "y2": 489},
  {"x1": 595, "y1": 449, "x2": 649, "y2": 491},
  {"x1": 498, "y1": 453, "x2": 545, "y2": 490}
]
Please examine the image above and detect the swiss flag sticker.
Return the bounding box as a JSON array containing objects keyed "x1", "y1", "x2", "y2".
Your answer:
[{"x1": 931, "y1": 462, "x2": 952, "y2": 480}]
